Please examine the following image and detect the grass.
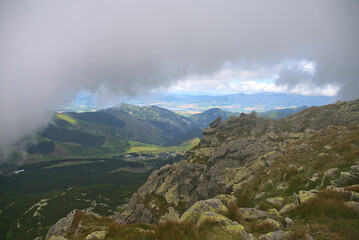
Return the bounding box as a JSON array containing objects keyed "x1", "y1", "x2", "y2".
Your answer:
[
  {"x1": 56, "y1": 114, "x2": 78, "y2": 125},
  {"x1": 44, "y1": 160, "x2": 97, "y2": 169},
  {"x1": 127, "y1": 138, "x2": 200, "y2": 154},
  {"x1": 288, "y1": 190, "x2": 359, "y2": 240},
  {"x1": 105, "y1": 220, "x2": 238, "y2": 240},
  {"x1": 225, "y1": 204, "x2": 243, "y2": 223}
]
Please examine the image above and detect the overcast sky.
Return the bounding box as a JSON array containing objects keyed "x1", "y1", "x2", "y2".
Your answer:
[{"x1": 0, "y1": 0, "x2": 358, "y2": 160}]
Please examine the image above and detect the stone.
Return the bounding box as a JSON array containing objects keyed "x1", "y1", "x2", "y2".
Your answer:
[
  {"x1": 344, "y1": 201, "x2": 359, "y2": 213},
  {"x1": 298, "y1": 190, "x2": 317, "y2": 204},
  {"x1": 331, "y1": 170, "x2": 358, "y2": 187},
  {"x1": 46, "y1": 210, "x2": 76, "y2": 239},
  {"x1": 255, "y1": 192, "x2": 265, "y2": 200},
  {"x1": 180, "y1": 199, "x2": 227, "y2": 223},
  {"x1": 266, "y1": 197, "x2": 285, "y2": 207},
  {"x1": 259, "y1": 218, "x2": 283, "y2": 230},
  {"x1": 210, "y1": 117, "x2": 222, "y2": 128},
  {"x1": 268, "y1": 209, "x2": 280, "y2": 218},
  {"x1": 309, "y1": 173, "x2": 320, "y2": 182},
  {"x1": 279, "y1": 203, "x2": 297, "y2": 215},
  {"x1": 285, "y1": 217, "x2": 294, "y2": 228},
  {"x1": 276, "y1": 183, "x2": 288, "y2": 191},
  {"x1": 214, "y1": 194, "x2": 237, "y2": 206},
  {"x1": 258, "y1": 230, "x2": 294, "y2": 240},
  {"x1": 304, "y1": 233, "x2": 315, "y2": 240},
  {"x1": 241, "y1": 208, "x2": 269, "y2": 220},
  {"x1": 48, "y1": 237, "x2": 68, "y2": 240},
  {"x1": 85, "y1": 231, "x2": 107, "y2": 240},
  {"x1": 159, "y1": 207, "x2": 180, "y2": 223},
  {"x1": 321, "y1": 168, "x2": 340, "y2": 186},
  {"x1": 197, "y1": 211, "x2": 233, "y2": 226}
]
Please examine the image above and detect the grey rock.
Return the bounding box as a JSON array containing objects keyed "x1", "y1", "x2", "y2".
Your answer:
[
  {"x1": 285, "y1": 217, "x2": 294, "y2": 228},
  {"x1": 258, "y1": 230, "x2": 294, "y2": 240},
  {"x1": 321, "y1": 168, "x2": 340, "y2": 186},
  {"x1": 46, "y1": 209, "x2": 99, "y2": 240},
  {"x1": 304, "y1": 233, "x2": 315, "y2": 240},
  {"x1": 259, "y1": 218, "x2": 283, "y2": 230},
  {"x1": 210, "y1": 116, "x2": 222, "y2": 128}
]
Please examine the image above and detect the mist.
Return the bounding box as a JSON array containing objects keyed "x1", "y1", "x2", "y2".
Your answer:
[{"x1": 0, "y1": 0, "x2": 358, "y2": 161}]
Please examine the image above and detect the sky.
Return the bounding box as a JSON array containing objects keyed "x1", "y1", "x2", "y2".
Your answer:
[{"x1": 0, "y1": 0, "x2": 359, "y2": 161}]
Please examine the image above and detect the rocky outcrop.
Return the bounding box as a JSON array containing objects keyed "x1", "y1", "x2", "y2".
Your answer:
[
  {"x1": 46, "y1": 209, "x2": 99, "y2": 240},
  {"x1": 114, "y1": 99, "x2": 359, "y2": 225}
]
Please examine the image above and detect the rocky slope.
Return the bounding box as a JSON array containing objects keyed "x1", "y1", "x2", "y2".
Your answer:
[{"x1": 46, "y1": 99, "x2": 359, "y2": 239}]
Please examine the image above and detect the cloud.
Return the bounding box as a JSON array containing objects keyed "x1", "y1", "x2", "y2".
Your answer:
[{"x1": 0, "y1": 0, "x2": 358, "y2": 161}]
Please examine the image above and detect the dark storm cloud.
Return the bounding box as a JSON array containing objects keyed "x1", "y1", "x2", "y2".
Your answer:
[{"x1": 0, "y1": 0, "x2": 358, "y2": 160}]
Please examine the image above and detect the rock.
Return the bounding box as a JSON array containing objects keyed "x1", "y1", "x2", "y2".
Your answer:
[
  {"x1": 259, "y1": 218, "x2": 283, "y2": 230},
  {"x1": 210, "y1": 117, "x2": 222, "y2": 128},
  {"x1": 266, "y1": 197, "x2": 285, "y2": 207},
  {"x1": 321, "y1": 168, "x2": 340, "y2": 186},
  {"x1": 255, "y1": 192, "x2": 265, "y2": 200},
  {"x1": 180, "y1": 199, "x2": 227, "y2": 223},
  {"x1": 258, "y1": 230, "x2": 294, "y2": 240},
  {"x1": 267, "y1": 209, "x2": 280, "y2": 218},
  {"x1": 331, "y1": 165, "x2": 359, "y2": 187},
  {"x1": 222, "y1": 224, "x2": 255, "y2": 239},
  {"x1": 304, "y1": 233, "x2": 315, "y2": 240},
  {"x1": 279, "y1": 203, "x2": 297, "y2": 215},
  {"x1": 241, "y1": 208, "x2": 269, "y2": 220},
  {"x1": 85, "y1": 231, "x2": 107, "y2": 240},
  {"x1": 309, "y1": 173, "x2": 320, "y2": 182},
  {"x1": 46, "y1": 210, "x2": 76, "y2": 239},
  {"x1": 285, "y1": 217, "x2": 294, "y2": 228},
  {"x1": 159, "y1": 207, "x2": 179, "y2": 223},
  {"x1": 276, "y1": 183, "x2": 288, "y2": 191},
  {"x1": 298, "y1": 190, "x2": 317, "y2": 204},
  {"x1": 46, "y1": 209, "x2": 99, "y2": 240},
  {"x1": 48, "y1": 237, "x2": 68, "y2": 240},
  {"x1": 344, "y1": 201, "x2": 359, "y2": 213},
  {"x1": 214, "y1": 194, "x2": 237, "y2": 206},
  {"x1": 197, "y1": 211, "x2": 233, "y2": 226},
  {"x1": 298, "y1": 166, "x2": 305, "y2": 172}
]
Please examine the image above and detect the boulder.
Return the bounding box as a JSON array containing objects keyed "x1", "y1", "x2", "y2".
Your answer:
[
  {"x1": 276, "y1": 183, "x2": 288, "y2": 191},
  {"x1": 279, "y1": 203, "x2": 297, "y2": 215},
  {"x1": 159, "y1": 207, "x2": 180, "y2": 223},
  {"x1": 214, "y1": 194, "x2": 237, "y2": 206},
  {"x1": 331, "y1": 165, "x2": 359, "y2": 187},
  {"x1": 48, "y1": 237, "x2": 68, "y2": 240},
  {"x1": 266, "y1": 197, "x2": 285, "y2": 207},
  {"x1": 197, "y1": 211, "x2": 233, "y2": 226},
  {"x1": 46, "y1": 210, "x2": 76, "y2": 239},
  {"x1": 344, "y1": 201, "x2": 359, "y2": 213},
  {"x1": 241, "y1": 208, "x2": 269, "y2": 220},
  {"x1": 320, "y1": 168, "x2": 340, "y2": 186},
  {"x1": 85, "y1": 231, "x2": 107, "y2": 240},
  {"x1": 298, "y1": 190, "x2": 317, "y2": 204},
  {"x1": 180, "y1": 199, "x2": 227, "y2": 223},
  {"x1": 259, "y1": 218, "x2": 283, "y2": 230},
  {"x1": 285, "y1": 217, "x2": 294, "y2": 228},
  {"x1": 258, "y1": 230, "x2": 294, "y2": 240},
  {"x1": 46, "y1": 209, "x2": 99, "y2": 240}
]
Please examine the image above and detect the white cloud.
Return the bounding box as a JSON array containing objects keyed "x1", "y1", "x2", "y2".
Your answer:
[{"x1": 168, "y1": 61, "x2": 338, "y2": 96}]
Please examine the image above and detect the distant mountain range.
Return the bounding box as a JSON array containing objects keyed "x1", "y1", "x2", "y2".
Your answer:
[
  {"x1": 125, "y1": 92, "x2": 332, "y2": 114},
  {"x1": 27, "y1": 103, "x2": 311, "y2": 161},
  {"x1": 57, "y1": 92, "x2": 332, "y2": 114}
]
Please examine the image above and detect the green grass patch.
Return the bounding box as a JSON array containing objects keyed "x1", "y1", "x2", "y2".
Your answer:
[{"x1": 56, "y1": 114, "x2": 77, "y2": 125}]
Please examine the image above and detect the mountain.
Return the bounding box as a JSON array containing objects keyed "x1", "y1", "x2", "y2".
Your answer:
[
  {"x1": 127, "y1": 92, "x2": 332, "y2": 114},
  {"x1": 257, "y1": 106, "x2": 308, "y2": 119},
  {"x1": 26, "y1": 105, "x2": 203, "y2": 162},
  {"x1": 45, "y1": 99, "x2": 359, "y2": 239},
  {"x1": 190, "y1": 108, "x2": 240, "y2": 129}
]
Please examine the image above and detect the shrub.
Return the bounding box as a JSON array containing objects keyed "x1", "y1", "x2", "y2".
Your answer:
[{"x1": 225, "y1": 204, "x2": 243, "y2": 223}]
